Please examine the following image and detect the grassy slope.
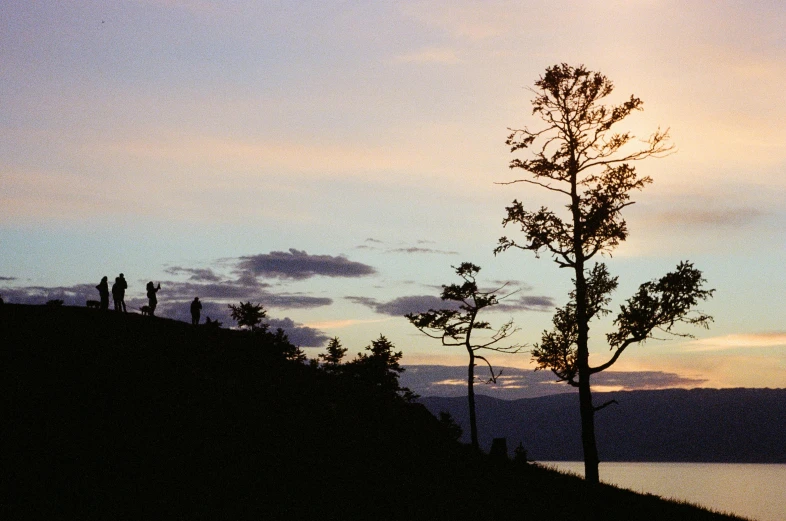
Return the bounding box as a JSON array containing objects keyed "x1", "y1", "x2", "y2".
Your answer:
[{"x1": 1, "y1": 304, "x2": 749, "y2": 520}]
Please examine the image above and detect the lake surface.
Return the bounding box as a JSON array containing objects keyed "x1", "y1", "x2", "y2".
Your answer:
[{"x1": 541, "y1": 462, "x2": 786, "y2": 521}]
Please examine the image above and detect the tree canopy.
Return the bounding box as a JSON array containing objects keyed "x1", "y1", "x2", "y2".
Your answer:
[
  {"x1": 346, "y1": 335, "x2": 415, "y2": 401},
  {"x1": 318, "y1": 336, "x2": 348, "y2": 372},
  {"x1": 228, "y1": 301, "x2": 268, "y2": 332}
]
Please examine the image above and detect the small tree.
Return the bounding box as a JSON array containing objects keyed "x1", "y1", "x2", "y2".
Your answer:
[
  {"x1": 347, "y1": 335, "x2": 414, "y2": 400},
  {"x1": 228, "y1": 301, "x2": 268, "y2": 332},
  {"x1": 406, "y1": 262, "x2": 522, "y2": 450},
  {"x1": 318, "y1": 337, "x2": 347, "y2": 372},
  {"x1": 497, "y1": 64, "x2": 714, "y2": 484}
]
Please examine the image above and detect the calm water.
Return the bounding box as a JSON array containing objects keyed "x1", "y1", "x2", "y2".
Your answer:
[{"x1": 541, "y1": 462, "x2": 786, "y2": 521}]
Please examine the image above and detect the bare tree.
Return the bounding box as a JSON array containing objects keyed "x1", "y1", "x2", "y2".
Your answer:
[
  {"x1": 406, "y1": 262, "x2": 522, "y2": 451},
  {"x1": 496, "y1": 64, "x2": 714, "y2": 484}
]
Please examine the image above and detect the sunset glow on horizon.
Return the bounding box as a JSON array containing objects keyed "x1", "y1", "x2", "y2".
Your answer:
[{"x1": 2, "y1": 0, "x2": 785, "y2": 395}]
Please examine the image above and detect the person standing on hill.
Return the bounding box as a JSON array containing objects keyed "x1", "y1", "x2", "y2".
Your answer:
[
  {"x1": 190, "y1": 297, "x2": 202, "y2": 326},
  {"x1": 146, "y1": 281, "x2": 161, "y2": 316},
  {"x1": 112, "y1": 277, "x2": 122, "y2": 312},
  {"x1": 96, "y1": 276, "x2": 110, "y2": 311},
  {"x1": 117, "y1": 273, "x2": 128, "y2": 312}
]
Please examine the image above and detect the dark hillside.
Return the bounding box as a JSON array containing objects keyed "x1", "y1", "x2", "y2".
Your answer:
[
  {"x1": 1, "y1": 304, "x2": 749, "y2": 520},
  {"x1": 2, "y1": 304, "x2": 460, "y2": 519}
]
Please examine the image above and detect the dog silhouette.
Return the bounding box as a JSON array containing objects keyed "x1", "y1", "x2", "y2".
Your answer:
[{"x1": 139, "y1": 305, "x2": 152, "y2": 316}]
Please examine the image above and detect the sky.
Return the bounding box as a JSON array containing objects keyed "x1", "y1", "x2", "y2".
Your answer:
[{"x1": 2, "y1": 0, "x2": 785, "y2": 398}]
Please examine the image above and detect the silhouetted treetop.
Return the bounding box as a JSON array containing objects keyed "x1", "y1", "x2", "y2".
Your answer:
[
  {"x1": 498, "y1": 63, "x2": 674, "y2": 267},
  {"x1": 346, "y1": 335, "x2": 414, "y2": 400},
  {"x1": 318, "y1": 336, "x2": 347, "y2": 371},
  {"x1": 228, "y1": 301, "x2": 268, "y2": 332}
]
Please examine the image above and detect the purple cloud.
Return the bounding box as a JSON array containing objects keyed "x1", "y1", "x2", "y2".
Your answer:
[
  {"x1": 268, "y1": 317, "x2": 330, "y2": 347},
  {"x1": 164, "y1": 266, "x2": 222, "y2": 282},
  {"x1": 346, "y1": 295, "x2": 461, "y2": 316},
  {"x1": 347, "y1": 292, "x2": 554, "y2": 317},
  {"x1": 387, "y1": 247, "x2": 459, "y2": 255},
  {"x1": 237, "y1": 249, "x2": 377, "y2": 280},
  {"x1": 493, "y1": 295, "x2": 555, "y2": 313}
]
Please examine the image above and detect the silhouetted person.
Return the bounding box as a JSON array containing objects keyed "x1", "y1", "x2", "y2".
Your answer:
[
  {"x1": 146, "y1": 281, "x2": 161, "y2": 316},
  {"x1": 190, "y1": 297, "x2": 202, "y2": 325},
  {"x1": 96, "y1": 276, "x2": 110, "y2": 311},
  {"x1": 112, "y1": 277, "x2": 122, "y2": 312},
  {"x1": 117, "y1": 273, "x2": 128, "y2": 312}
]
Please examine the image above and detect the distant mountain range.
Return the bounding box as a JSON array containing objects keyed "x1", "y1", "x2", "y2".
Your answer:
[{"x1": 420, "y1": 388, "x2": 786, "y2": 463}]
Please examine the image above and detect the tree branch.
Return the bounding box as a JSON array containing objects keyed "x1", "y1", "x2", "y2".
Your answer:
[
  {"x1": 474, "y1": 355, "x2": 500, "y2": 383},
  {"x1": 495, "y1": 178, "x2": 571, "y2": 196},
  {"x1": 579, "y1": 142, "x2": 675, "y2": 172},
  {"x1": 589, "y1": 336, "x2": 639, "y2": 374},
  {"x1": 594, "y1": 399, "x2": 618, "y2": 412},
  {"x1": 558, "y1": 370, "x2": 580, "y2": 388}
]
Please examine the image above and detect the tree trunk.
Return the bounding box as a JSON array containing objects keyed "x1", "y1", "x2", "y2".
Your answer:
[
  {"x1": 576, "y1": 259, "x2": 599, "y2": 484},
  {"x1": 467, "y1": 352, "x2": 479, "y2": 450},
  {"x1": 576, "y1": 293, "x2": 600, "y2": 485},
  {"x1": 579, "y1": 376, "x2": 599, "y2": 484},
  {"x1": 570, "y1": 156, "x2": 601, "y2": 486}
]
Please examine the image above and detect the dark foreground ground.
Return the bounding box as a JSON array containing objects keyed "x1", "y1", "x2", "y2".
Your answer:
[{"x1": 1, "y1": 304, "x2": 750, "y2": 520}]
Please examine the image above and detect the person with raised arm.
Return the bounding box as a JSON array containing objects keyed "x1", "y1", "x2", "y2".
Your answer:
[{"x1": 146, "y1": 281, "x2": 161, "y2": 316}]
